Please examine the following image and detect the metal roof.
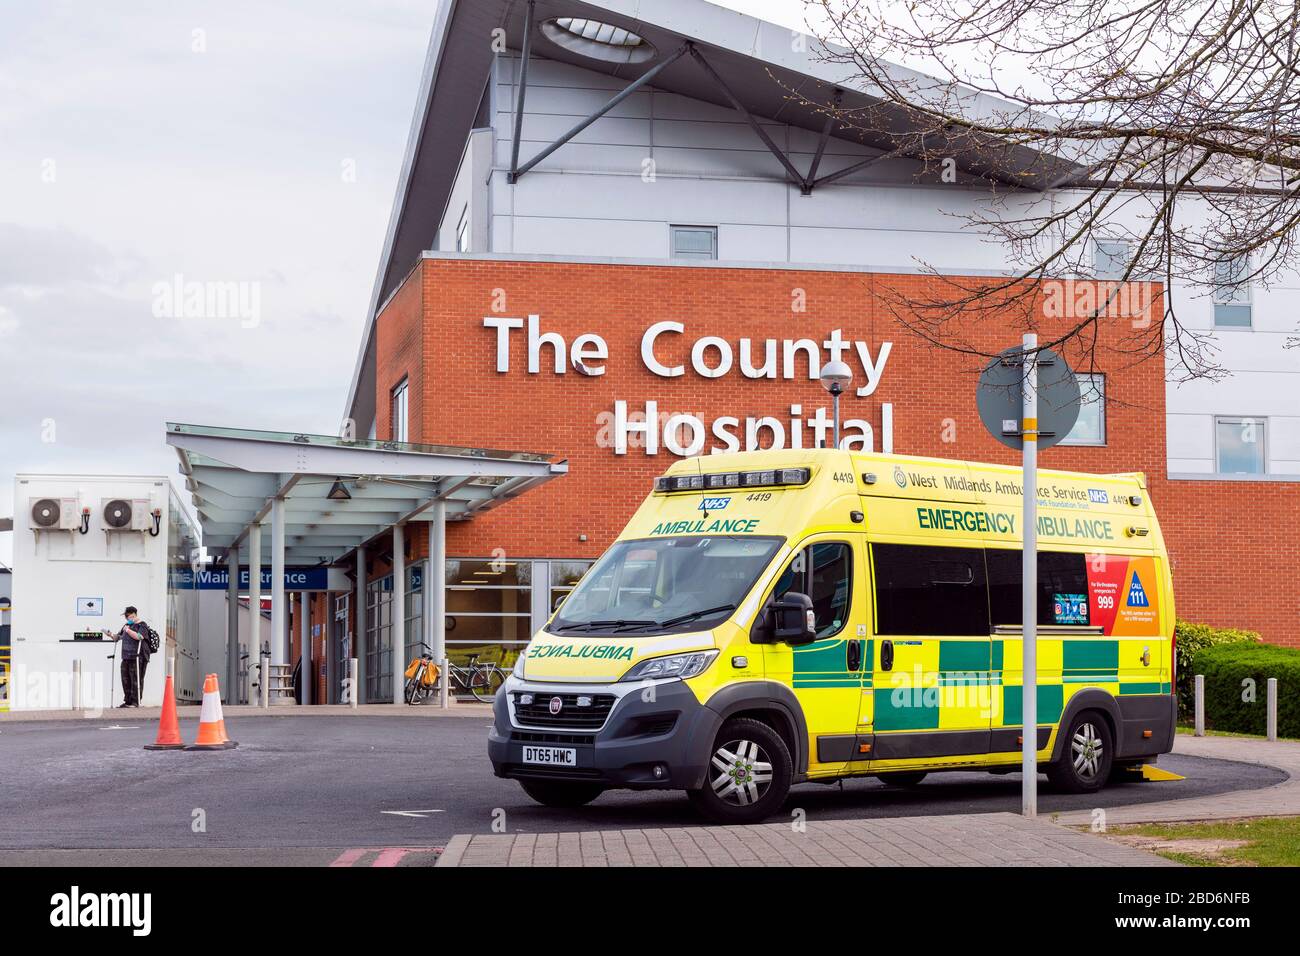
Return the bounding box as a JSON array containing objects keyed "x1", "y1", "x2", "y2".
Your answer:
[{"x1": 166, "y1": 423, "x2": 567, "y2": 565}]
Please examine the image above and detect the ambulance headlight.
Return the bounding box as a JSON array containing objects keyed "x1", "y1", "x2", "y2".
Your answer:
[
  {"x1": 620, "y1": 650, "x2": 719, "y2": 682},
  {"x1": 513, "y1": 651, "x2": 528, "y2": 678}
]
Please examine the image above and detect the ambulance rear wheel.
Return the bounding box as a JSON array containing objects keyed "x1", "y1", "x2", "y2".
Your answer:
[
  {"x1": 517, "y1": 779, "x2": 605, "y2": 808},
  {"x1": 1047, "y1": 711, "x2": 1113, "y2": 793},
  {"x1": 688, "y1": 717, "x2": 792, "y2": 824}
]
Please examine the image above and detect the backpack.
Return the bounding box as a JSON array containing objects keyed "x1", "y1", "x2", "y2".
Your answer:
[{"x1": 142, "y1": 623, "x2": 161, "y2": 655}]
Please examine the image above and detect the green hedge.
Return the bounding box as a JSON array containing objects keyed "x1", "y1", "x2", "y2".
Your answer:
[
  {"x1": 1191, "y1": 642, "x2": 1300, "y2": 738},
  {"x1": 1175, "y1": 620, "x2": 1259, "y2": 719}
]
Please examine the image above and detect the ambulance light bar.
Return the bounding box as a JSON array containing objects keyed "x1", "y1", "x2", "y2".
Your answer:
[{"x1": 654, "y1": 468, "x2": 810, "y2": 493}]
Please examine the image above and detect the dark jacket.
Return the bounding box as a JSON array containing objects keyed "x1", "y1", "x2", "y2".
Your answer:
[{"x1": 118, "y1": 621, "x2": 153, "y2": 660}]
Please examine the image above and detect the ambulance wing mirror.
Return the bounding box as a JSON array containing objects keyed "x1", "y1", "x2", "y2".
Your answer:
[{"x1": 771, "y1": 592, "x2": 817, "y2": 646}]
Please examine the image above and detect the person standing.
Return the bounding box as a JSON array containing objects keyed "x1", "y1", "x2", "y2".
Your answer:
[{"x1": 111, "y1": 606, "x2": 154, "y2": 707}]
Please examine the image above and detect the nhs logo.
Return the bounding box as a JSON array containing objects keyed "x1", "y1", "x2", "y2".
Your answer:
[
  {"x1": 1087, "y1": 488, "x2": 1109, "y2": 504},
  {"x1": 699, "y1": 497, "x2": 731, "y2": 511},
  {"x1": 1127, "y1": 575, "x2": 1150, "y2": 607}
]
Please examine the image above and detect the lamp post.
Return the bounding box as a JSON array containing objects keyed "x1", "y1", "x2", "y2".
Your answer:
[{"x1": 818, "y1": 360, "x2": 853, "y2": 449}]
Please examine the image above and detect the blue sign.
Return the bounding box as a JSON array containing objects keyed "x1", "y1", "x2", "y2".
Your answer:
[
  {"x1": 1127, "y1": 575, "x2": 1150, "y2": 607},
  {"x1": 1053, "y1": 593, "x2": 1088, "y2": 625},
  {"x1": 169, "y1": 567, "x2": 333, "y2": 591}
]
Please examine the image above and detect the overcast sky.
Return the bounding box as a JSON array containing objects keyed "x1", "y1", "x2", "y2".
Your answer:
[{"x1": 0, "y1": 0, "x2": 820, "y2": 566}]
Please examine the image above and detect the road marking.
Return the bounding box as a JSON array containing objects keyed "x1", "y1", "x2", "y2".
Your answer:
[
  {"x1": 329, "y1": 848, "x2": 369, "y2": 867},
  {"x1": 380, "y1": 809, "x2": 445, "y2": 818},
  {"x1": 330, "y1": 847, "x2": 445, "y2": 867}
]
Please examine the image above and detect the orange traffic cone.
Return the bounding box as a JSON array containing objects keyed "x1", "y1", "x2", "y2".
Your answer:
[
  {"x1": 144, "y1": 673, "x2": 184, "y2": 750},
  {"x1": 185, "y1": 673, "x2": 237, "y2": 750}
]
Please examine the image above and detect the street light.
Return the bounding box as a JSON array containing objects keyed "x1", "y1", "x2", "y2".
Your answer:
[{"x1": 819, "y1": 360, "x2": 853, "y2": 449}]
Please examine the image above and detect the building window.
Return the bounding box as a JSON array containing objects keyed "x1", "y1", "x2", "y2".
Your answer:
[
  {"x1": 1093, "y1": 239, "x2": 1131, "y2": 279},
  {"x1": 549, "y1": 560, "x2": 593, "y2": 613},
  {"x1": 1216, "y1": 417, "x2": 1267, "y2": 475},
  {"x1": 390, "y1": 378, "x2": 408, "y2": 443},
  {"x1": 446, "y1": 558, "x2": 533, "y2": 669},
  {"x1": 455, "y1": 205, "x2": 470, "y2": 253},
  {"x1": 1213, "y1": 257, "x2": 1252, "y2": 327},
  {"x1": 403, "y1": 564, "x2": 423, "y2": 668},
  {"x1": 872, "y1": 544, "x2": 989, "y2": 636},
  {"x1": 771, "y1": 542, "x2": 852, "y2": 638},
  {"x1": 670, "y1": 225, "x2": 717, "y2": 260},
  {"x1": 364, "y1": 574, "x2": 393, "y2": 703},
  {"x1": 1060, "y1": 373, "x2": 1106, "y2": 446}
]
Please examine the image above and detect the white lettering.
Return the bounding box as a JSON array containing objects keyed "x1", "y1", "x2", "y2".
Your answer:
[
  {"x1": 690, "y1": 336, "x2": 733, "y2": 378},
  {"x1": 483, "y1": 316, "x2": 523, "y2": 372},
  {"x1": 853, "y1": 340, "x2": 892, "y2": 396},
  {"x1": 641, "y1": 321, "x2": 684, "y2": 377},
  {"x1": 614, "y1": 400, "x2": 659, "y2": 455},
  {"x1": 527, "y1": 313, "x2": 565, "y2": 374}
]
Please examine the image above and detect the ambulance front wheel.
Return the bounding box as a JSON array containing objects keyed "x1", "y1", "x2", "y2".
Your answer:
[
  {"x1": 687, "y1": 717, "x2": 793, "y2": 824},
  {"x1": 1046, "y1": 710, "x2": 1114, "y2": 794},
  {"x1": 518, "y1": 779, "x2": 605, "y2": 808}
]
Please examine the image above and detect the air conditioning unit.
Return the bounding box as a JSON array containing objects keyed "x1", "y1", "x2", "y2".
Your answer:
[
  {"x1": 29, "y1": 496, "x2": 83, "y2": 531},
  {"x1": 102, "y1": 497, "x2": 156, "y2": 532}
]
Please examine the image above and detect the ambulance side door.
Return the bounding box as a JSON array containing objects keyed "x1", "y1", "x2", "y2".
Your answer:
[
  {"x1": 761, "y1": 536, "x2": 867, "y2": 776},
  {"x1": 868, "y1": 542, "x2": 993, "y2": 767}
]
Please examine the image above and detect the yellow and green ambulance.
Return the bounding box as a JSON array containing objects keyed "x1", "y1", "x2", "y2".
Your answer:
[{"x1": 488, "y1": 448, "x2": 1176, "y2": 823}]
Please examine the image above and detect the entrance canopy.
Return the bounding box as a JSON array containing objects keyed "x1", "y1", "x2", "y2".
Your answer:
[{"x1": 166, "y1": 423, "x2": 567, "y2": 564}]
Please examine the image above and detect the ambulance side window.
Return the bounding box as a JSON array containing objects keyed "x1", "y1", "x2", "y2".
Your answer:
[
  {"x1": 872, "y1": 544, "x2": 989, "y2": 636},
  {"x1": 987, "y1": 550, "x2": 1091, "y2": 627},
  {"x1": 774, "y1": 542, "x2": 852, "y2": 638}
]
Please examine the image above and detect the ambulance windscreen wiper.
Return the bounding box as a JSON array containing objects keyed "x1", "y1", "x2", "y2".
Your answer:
[
  {"x1": 649, "y1": 603, "x2": 738, "y2": 630},
  {"x1": 552, "y1": 619, "x2": 657, "y2": 632}
]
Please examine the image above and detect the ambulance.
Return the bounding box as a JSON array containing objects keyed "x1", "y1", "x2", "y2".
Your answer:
[{"x1": 488, "y1": 449, "x2": 1176, "y2": 823}]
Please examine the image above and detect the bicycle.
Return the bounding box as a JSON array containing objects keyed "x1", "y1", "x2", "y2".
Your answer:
[{"x1": 404, "y1": 643, "x2": 507, "y2": 704}]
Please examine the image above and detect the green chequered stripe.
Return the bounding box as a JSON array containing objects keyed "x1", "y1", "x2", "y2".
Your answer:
[
  {"x1": 1063, "y1": 639, "x2": 1118, "y2": 671},
  {"x1": 1120, "y1": 682, "x2": 1171, "y2": 695},
  {"x1": 939, "y1": 639, "x2": 990, "y2": 672},
  {"x1": 792, "y1": 637, "x2": 870, "y2": 688},
  {"x1": 935, "y1": 675, "x2": 997, "y2": 686},
  {"x1": 1001, "y1": 683, "x2": 1064, "y2": 726},
  {"x1": 873, "y1": 687, "x2": 940, "y2": 731},
  {"x1": 992, "y1": 639, "x2": 1004, "y2": 671}
]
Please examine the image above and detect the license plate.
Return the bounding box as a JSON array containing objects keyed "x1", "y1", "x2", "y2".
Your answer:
[{"x1": 521, "y1": 746, "x2": 577, "y2": 767}]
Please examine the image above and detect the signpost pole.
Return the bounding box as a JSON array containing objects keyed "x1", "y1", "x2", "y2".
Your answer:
[{"x1": 1021, "y1": 333, "x2": 1038, "y2": 818}]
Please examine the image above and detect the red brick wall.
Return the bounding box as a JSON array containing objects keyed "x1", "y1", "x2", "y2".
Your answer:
[
  {"x1": 374, "y1": 262, "x2": 424, "y2": 444},
  {"x1": 369, "y1": 257, "x2": 1297, "y2": 647},
  {"x1": 1150, "y1": 479, "x2": 1299, "y2": 643}
]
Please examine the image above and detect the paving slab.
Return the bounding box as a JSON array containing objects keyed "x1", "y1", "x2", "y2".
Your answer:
[{"x1": 437, "y1": 811, "x2": 1176, "y2": 867}]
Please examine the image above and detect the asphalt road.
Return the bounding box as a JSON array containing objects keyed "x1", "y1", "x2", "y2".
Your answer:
[{"x1": 0, "y1": 714, "x2": 1285, "y2": 865}]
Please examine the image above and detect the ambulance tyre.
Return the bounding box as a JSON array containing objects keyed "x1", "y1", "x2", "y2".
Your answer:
[
  {"x1": 1046, "y1": 710, "x2": 1114, "y2": 794},
  {"x1": 517, "y1": 779, "x2": 605, "y2": 808},
  {"x1": 688, "y1": 717, "x2": 792, "y2": 824}
]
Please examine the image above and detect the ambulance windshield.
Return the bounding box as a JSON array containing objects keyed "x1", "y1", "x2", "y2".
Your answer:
[{"x1": 548, "y1": 535, "x2": 783, "y2": 636}]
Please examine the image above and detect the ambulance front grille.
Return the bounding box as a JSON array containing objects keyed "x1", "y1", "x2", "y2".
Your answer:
[{"x1": 512, "y1": 692, "x2": 616, "y2": 730}]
